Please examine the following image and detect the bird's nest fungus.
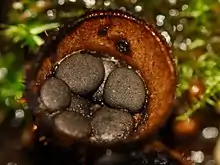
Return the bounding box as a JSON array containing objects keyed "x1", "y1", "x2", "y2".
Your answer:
[{"x1": 26, "y1": 10, "x2": 176, "y2": 146}]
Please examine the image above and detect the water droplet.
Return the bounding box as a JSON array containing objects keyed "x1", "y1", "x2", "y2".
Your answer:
[
  {"x1": 177, "y1": 24, "x2": 183, "y2": 31},
  {"x1": 36, "y1": 1, "x2": 46, "y2": 7},
  {"x1": 47, "y1": 9, "x2": 56, "y2": 20},
  {"x1": 182, "y1": 4, "x2": 188, "y2": 11},
  {"x1": 33, "y1": 125, "x2": 38, "y2": 130},
  {"x1": 0, "y1": 67, "x2": 8, "y2": 81},
  {"x1": 168, "y1": 0, "x2": 176, "y2": 5},
  {"x1": 173, "y1": 25, "x2": 176, "y2": 32},
  {"x1": 191, "y1": 85, "x2": 200, "y2": 94},
  {"x1": 179, "y1": 42, "x2": 187, "y2": 51},
  {"x1": 51, "y1": 64, "x2": 59, "y2": 76},
  {"x1": 83, "y1": 0, "x2": 96, "y2": 8},
  {"x1": 169, "y1": 9, "x2": 179, "y2": 16},
  {"x1": 135, "y1": 5, "x2": 142, "y2": 12},
  {"x1": 191, "y1": 151, "x2": 204, "y2": 164},
  {"x1": 161, "y1": 31, "x2": 171, "y2": 44},
  {"x1": 23, "y1": 10, "x2": 33, "y2": 18},
  {"x1": 186, "y1": 38, "x2": 192, "y2": 45},
  {"x1": 130, "y1": 0, "x2": 137, "y2": 3},
  {"x1": 156, "y1": 15, "x2": 165, "y2": 26},
  {"x1": 120, "y1": 6, "x2": 126, "y2": 11},
  {"x1": 104, "y1": 0, "x2": 111, "y2": 6},
  {"x1": 12, "y1": 2, "x2": 23, "y2": 10},
  {"x1": 202, "y1": 127, "x2": 219, "y2": 139},
  {"x1": 201, "y1": 26, "x2": 209, "y2": 34},
  {"x1": 15, "y1": 109, "x2": 25, "y2": 119},
  {"x1": 58, "y1": 0, "x2": 65, "y2": 5},
  {"x1": 39, "y1": 136, "x2": 46, "y2": 141},
  {"x1": 5, "y1": 98, "x2": 10, "y2": 106}
]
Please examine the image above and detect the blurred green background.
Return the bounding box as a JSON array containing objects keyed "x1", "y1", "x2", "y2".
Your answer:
[{"x1": 0, "y1": 0, "x2": 220, "y2": 164}]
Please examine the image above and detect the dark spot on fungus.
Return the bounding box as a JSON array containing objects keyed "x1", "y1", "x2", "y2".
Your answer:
[
  {"x1": 98, "y1": 26, "x2": 109, "y2": 36},
  {"x1": 115, "y1": 39, "x2": 131, "y2": 54}
]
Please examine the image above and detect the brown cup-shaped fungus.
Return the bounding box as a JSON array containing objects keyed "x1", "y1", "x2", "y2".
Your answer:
[{"x1": 26, "y1": 10, "x2": 176, "y2": 145}]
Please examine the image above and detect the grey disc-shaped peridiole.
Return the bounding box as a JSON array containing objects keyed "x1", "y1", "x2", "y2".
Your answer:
[
  {"x1": 56, "y1": 53, "x2": 105, "y2": 96},
  {"x1": 91, "y1": 107, "x2": 134, "y2": 143},
  {"x1": 103, "y1": 67, "x2": 146, "y2": 113},
  {"x1": 54, "y1": 111, "x2": 91, "y2": 140},
  {"x1": 40, "y1": 77, "x2": 71, "y2": 111}
]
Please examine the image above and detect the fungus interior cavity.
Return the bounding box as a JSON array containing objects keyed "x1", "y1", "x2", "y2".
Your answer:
[{"x1": 36, "y1": 51, "x2": 148, "y2": 144}]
